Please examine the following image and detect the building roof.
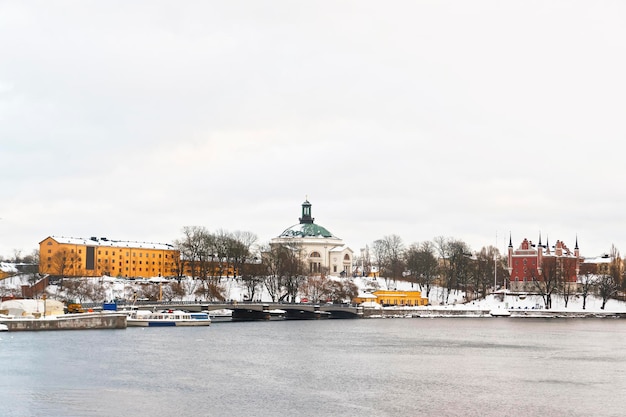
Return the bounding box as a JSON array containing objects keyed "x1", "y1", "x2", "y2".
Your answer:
[
  {"x1": 277, "y1": 200, "x2": 338, "y2": 239},
  {"x1": 279, "y1": 222, "x2": 336, "y2": 239},
  {"x1": 43, "y1": 236, "x2": 175, "y2": 251}
]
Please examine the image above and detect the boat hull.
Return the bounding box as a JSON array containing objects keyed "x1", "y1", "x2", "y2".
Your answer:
[{"x1": 127, "y1": 319, "x2": 211, "y2": 327}]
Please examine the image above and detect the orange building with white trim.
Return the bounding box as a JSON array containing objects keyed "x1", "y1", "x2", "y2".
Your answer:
[{"x1": 39, "y1": 236, "x2": 179, "y2": 278}]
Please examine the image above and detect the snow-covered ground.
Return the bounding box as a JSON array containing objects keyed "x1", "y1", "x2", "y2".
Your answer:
[
  {"x1": 353, "y1": 276, "x2": 626, "y2": 313},
  {"x1": 1, "y1": 274, "x2": 625, "y2": 313}
]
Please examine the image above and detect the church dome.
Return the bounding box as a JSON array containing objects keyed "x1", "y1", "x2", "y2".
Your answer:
[
  {"x1": 279, "y1": 222, "x2": 335, "y2": 238},
  {"x1": 278, "y1": 200, "x2": 337, "y2": 239}
]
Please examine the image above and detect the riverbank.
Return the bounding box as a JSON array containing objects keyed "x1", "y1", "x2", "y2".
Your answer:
[{"x1": 362, "y1": 305, "x2": 625, "y2": 319}]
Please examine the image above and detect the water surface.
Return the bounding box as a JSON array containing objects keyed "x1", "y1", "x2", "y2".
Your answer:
[{"x1": 1, "y1": 318, "x2": 624, "y2": 417}]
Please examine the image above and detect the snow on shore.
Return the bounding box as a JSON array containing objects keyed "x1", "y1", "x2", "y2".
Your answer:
[{"x1": 1, "y1": 274, "x2": 625, "y2": 313}]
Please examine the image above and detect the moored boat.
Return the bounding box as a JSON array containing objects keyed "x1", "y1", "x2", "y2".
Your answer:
[
  {"x1": 127, "y1": 309, "x2": 211, "y2": 327},
  {"x1": 206, "y1": 308, "x2": 233, "y2": 322},
  {"x1": 489, "y1": 308, "x2": 511, "y2": 317}
]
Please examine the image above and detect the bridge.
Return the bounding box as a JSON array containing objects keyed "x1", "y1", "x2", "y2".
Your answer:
[{"x1": 89, "y1": 301, "x2": 363, "y2": 320}]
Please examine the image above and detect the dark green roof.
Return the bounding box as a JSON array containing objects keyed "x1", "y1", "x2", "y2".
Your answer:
[{"x1": 279, "y1": 223, "x2": 335, "y2": 238}]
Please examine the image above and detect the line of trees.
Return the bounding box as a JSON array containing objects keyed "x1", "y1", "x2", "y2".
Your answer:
[
  {"x1": 359, "y1": 235, "x2": 504, "y2": 305},
  {"x1": 3, "y1": 229, "x2": 625, "y2": 309},
  {"x1": 173, "y1": 226, "x2": 357, "y2": 304},
  {"x1": 357, "y1": 235, "x2": 625, "y2": 310}
]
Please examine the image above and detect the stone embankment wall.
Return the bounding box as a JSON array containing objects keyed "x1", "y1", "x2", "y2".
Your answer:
[{"x1": 1, "y1": 312, "x2": 127, "y2": 331}]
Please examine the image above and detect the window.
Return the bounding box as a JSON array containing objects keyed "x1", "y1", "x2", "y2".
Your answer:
[{"x1": 310, "y1": 252, "x2": 321, "y2": 258}]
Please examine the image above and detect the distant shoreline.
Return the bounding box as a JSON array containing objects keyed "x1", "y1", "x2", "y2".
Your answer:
[{"x1": 362, "y1": 306, "x2": 626, "y2": 319}]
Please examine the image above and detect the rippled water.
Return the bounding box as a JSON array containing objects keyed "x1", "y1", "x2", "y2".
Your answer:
[{"x1": 1, "y1": 318, "x2": 625, "y2": 417}]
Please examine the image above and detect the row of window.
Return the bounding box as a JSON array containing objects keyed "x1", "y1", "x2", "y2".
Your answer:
[
  {"x1": 43, "y1": 264, "x2": 176, "y2": 274},
  {"x1": 308, "y1": 252, "x2": 351, "y2": 261},
  {"x1": 46, "y1": 257, "x2": 172, "y2": 267},
  {"x1": 45, "y1": 248, "x2": 172, "y2": 258}
]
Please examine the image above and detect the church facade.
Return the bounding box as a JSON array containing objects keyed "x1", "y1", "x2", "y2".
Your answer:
[{"x1": 270, "y1": 200, "x2": 353, "y2": 277}]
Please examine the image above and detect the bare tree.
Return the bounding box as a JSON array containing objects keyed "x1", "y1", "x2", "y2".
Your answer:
[
  {"x1": 326, "y1": 279, "x2": 359, "y2": 304},
  {"x1": 50, "y1": 249, "x2": 79, "y2": 277},
  {"x1": 225, "y1": 231, "x2": 257, "y2": 278},
  {"x1": 597, "y1": 274, "x2": 618, "y2": 310},
  {"x1": 137, "y1": 284, "x2": 161, "y2": 301},
  {"x1": 372, "y1": 235, "x2": 405, "y2": 288},
  {"x1": 559, "y1": 259, "x2": 578, "y2": 308},
  {"x1": 262, "y1": 242, "x2": 306, "y2": 303},
  {"x1": 578, "y1": 268, "x2": 595, "y2": 310},
  {"x1": 473, "y1": 246, "x2": 499, "y2": 299},
  {"x1": 609, "y1": 245, "x2": 623, "y2": 291},
  {"x1": 282, "y1": 243, "x2": 307, "y2": 303},
  {"x1": 241, "y1": 260, "x2": 265, "y2": 302},
  {"x1": 169, "y1": 281, "x2": 187, "y2": 301},
  {"x1": 404, "y1": 241, "x2": 438, "y2": 298},
  {"x1": 300, "y1": 275, "x2": 328, "y2": 303},
  {"x1": 530, "y1": 257, "x2": 560, "y2": 309},
  {"x1": 433, "y1": 237, "x2": 471, "y2": 304},
  {"x1": 61, "y1": 279, "x2": 104, "y2": 303},
  {"x1": 174, "y1": 226, "x2": 207, "y2": 279},
  {"x1": 84, "y1": 281, "x2": 106, "y2": 303},
  {"x1": 194, "y1": 280, "x2": 226, "y2": 302}
]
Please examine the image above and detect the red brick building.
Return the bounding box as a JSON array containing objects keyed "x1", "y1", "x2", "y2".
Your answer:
[{"x1": 507, "y1": 235, "x2": 581, "y2": 291}]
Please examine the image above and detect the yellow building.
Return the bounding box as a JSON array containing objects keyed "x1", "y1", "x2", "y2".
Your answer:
[
  {"x1": 354, "y1": 290, "x2": 428, "y2": 306},
  {"x1": 0, "y1": 262, "x2": 17, "y2": 280},
  {"x1": 39, "y1": 236, "x2": 180, "y2": 279}
]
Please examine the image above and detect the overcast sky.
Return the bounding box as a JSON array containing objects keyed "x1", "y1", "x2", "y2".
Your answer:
[{"x1": 2, "y1": 1, "x2": 625, "y2": 260}]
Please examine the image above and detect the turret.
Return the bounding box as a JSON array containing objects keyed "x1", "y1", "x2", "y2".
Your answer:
[{"x1": 299, "y1": 199, "x2": 314, "y2": 224}]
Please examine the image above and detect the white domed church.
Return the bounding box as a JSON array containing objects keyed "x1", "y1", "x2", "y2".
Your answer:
[{"x1": 270, "y1": 200, "x2": 353, "y2": 276}]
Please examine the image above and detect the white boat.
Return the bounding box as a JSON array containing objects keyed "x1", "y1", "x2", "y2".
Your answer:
[
  {"x1": 489, "y1": 308, "x2": 511, "y2": 317},
  {"x1": 126, "y1": 309, "x2": 211, "y2": 327},
  {"x1": 206, "y1": 308, "x2": 233, "y2": 322},
  {"x1": 0, "y1": 323, "x2": 8, "y2": 332}
]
